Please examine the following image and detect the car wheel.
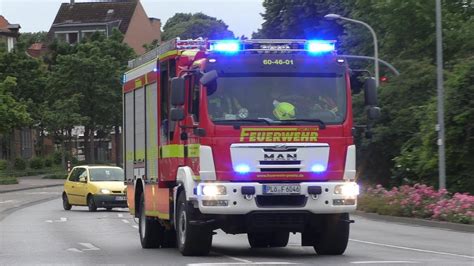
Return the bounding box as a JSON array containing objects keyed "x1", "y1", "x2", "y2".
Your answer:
[
  {"x1": 62, "y1": 193, "x2": 72, "y2": 211},
  {"x1": 87, "y1": 195, "x2": 97, "y2": 212},
  {"x1": 138, "y1": 193, "x2": 163, "y2": 248},
  {"x1": 313, "y1": 213, "x2": 350, "y2": 255},
  {"x1": 176, "y1": 191, "x2": 212, "y2": 256}
]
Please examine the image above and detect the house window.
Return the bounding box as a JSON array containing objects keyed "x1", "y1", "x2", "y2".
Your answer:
[
  {"x1": 81, "y1": 30, "x2": 106, "y2": 40},
  {"x1": 7, "y1": 37, "x2": 14, "y2": 52},
  {"x1": 55, "y1": 31, "x2": 79, "y2": 44}
]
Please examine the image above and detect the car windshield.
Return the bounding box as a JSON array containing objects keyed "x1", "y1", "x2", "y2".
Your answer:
[
  {"x1": 206, "y1": 75, "x2": 347, "y2": 125},
  {"x1": 89, "y1": 168, "x2": 124, "y2": 182}
]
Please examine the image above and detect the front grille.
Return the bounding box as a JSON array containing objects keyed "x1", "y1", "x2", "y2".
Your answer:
[
  {"x1": 259, "y1": 160, "x2": 301, "y2": 165},
  {"x1": 260, "y1": 168, "x2": 300, "y2": 172},
  {"x1": 247, "y1": 212, "x2": 308, "y2": 230},
  {"x1": 256, "y1": 195, "x2": 307, "y2": 207},
  {"x1": 263, "y1": 148, "x2": 297, "y2": 152}
]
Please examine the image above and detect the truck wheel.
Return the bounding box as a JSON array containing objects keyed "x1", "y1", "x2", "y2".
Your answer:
[
  {"x1": 176, "y1": 192, "x2": 212, "y2": 256},
  {"x1": 313, "y1": 213, "x2": 350, "y2": 255},
  {"x1": 62, "y1": 193, "x2": 72, "y2": 210},
  {"x1": 138, "y1": 193, "x2": 163, "y2": 248},
  {"x1": 87, "y1": 195, "x2": 97, "y2": 212},
  {"x1": 269, "y1": 231, "x2": 289, "y2": 247}
]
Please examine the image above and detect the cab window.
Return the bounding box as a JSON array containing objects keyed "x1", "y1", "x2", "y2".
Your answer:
[{"x1": 69, "y1": 168, "x2": 85, "y2": 182}]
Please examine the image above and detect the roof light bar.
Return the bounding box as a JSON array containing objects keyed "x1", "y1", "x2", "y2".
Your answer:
[
  {"x1": 306, "y1": 40, "x2": 335, "y2": 54},
  {"x1": 210, "y1": 41, "x2": 240, "y2": 53}
]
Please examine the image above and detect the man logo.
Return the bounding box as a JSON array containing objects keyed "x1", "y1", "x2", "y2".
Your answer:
[{"x1": 263, "y1": 153, "x2": 297, "y2": 161}]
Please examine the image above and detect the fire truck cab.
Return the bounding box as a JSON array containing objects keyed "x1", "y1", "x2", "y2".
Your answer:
[{"x1": 123, "y1": 38, "x2": 379, "y2": 256}]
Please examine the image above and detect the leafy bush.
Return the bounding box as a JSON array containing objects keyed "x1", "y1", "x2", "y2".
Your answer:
[
  {"x1": 29, "y1": 157, "x2": 44, "y2": 169},
  {"x1": 358, "y1": 184, "x2": 474, "y2": 224},
  {"x1": 0, "y1": 159, "x2": 8, "y2": 170},
  {"x1": 13, "y1": 158, "x2": 26, "y2": 170},
  {"x1": 44, "y1": 157, "x2": 53, "y2": 167},
  {"x1": 53, "y1": 151, "x2": 62, "y2": 165},
  {"x1": 0, "y1": 176, "x2": 18, "y2": 185}
]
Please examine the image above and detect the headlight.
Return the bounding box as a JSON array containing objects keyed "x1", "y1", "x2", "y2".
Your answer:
[
  {"x1": 201, "y1": 185, "x2": 226, "y2": 196},
  {"x1": 100, "y1": 188, "x2": 111, "y2": 194},
  {"x1": 334, "y1": 183, "x2": 359, "y2": 197}
]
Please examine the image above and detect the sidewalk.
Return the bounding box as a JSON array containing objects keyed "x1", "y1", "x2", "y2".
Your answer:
[{"x1": 0, "y1": 175, "x2": 64, "y2": 193}]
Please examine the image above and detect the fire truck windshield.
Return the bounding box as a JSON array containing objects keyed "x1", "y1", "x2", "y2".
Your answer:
[{"x1": 207, "y1": 75, "x2": 347, "y2": 125}]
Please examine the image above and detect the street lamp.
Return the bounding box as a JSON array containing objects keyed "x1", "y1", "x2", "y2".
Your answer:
[{"x1": 324, "y1": 13, "x2": 379, "y2": 87}]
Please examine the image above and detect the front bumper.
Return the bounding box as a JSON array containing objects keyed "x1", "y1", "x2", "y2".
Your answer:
[
  {"x1": 93, "y1": 194, "x2": 128, "y2": 208},
  {"x1": 191, "y1": 182, "x2": 357, "y2": 215}
]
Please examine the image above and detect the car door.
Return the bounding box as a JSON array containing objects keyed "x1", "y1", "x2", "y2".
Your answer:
[
  {"x1": 74, "y1": 168, "x2": 89, "y2": 205},
  {"x1": 64, "y1": 168, "x2": 81, "y2": 204}
]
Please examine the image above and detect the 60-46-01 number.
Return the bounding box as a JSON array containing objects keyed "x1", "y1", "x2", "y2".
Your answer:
[{"x1": 263, "y1": 59, "x2": 294, "y2": 65}]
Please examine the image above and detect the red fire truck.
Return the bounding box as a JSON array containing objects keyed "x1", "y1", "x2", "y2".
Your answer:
[{"x1": 122, "y1": 38, "x2": 379, "y2": 256}]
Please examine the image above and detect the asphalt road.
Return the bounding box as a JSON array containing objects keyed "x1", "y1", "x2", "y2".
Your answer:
[{"x1": 0, "y1": 188, "x2": 473, "y2": 265}]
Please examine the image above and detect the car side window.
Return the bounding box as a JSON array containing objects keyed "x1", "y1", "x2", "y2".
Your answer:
[
  {"x1": 78, "y1": 169, "x2": 88, "y2": 182},
  {"x1": 69, "y1": 169, "x2": 79, "y2": 182}
]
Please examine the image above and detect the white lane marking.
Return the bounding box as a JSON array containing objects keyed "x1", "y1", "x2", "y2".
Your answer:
[
  {"x1": 221, "y1": 254, "x2": 252, "y2": 263},
  {"x1": 132, "y1": 225, "x2": 139, "y2": 229},
  {"x1": 351, "y1": 261, "x2": 419, "y2": 264},
  {"x1": 79, "y1": 243, "x2": 100, "y2": 251},
  {"x1": 122, "y1": 219, "x2": 130, "y2": 224},
  {"x1": 45, "y1": 217, "x2": 67, "y2": 223},
  {"x1": 118, "y1": 213, "x2": 123, "y2": 218},
  {"x1": 67, "y1": 248, "x2": 82, "y2": 253},
  {"x1": 0, "y1": 200, "x2": 15, "y2": 204},
  {"x1": 188, "y1": 263, "x2": 297, "y2": 266},
  {"x1": 350, "y1": 239, "x2": 474, "y2": 259}
]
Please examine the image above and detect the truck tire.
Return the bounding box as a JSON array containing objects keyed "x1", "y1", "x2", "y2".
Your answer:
[
  {"x1": 162, "y1": 229, "x2": 177, "y2": 248},
  {"x1": 176, "y1": 192, "x2": 212, "y2": 256},
  {"x1": 313, "y1": 213, "x2": 350, "y2": 255},
  {"x1": 138, "y1": 193, "x2": 163, "y2": 248},
  {"x1": 62, "y1": 193, "x2": 72, "y2": 210},
  {"x1": 248, "y1": 232, "x2": 289, "y2": 248},
  {"x1": 87, "y1": 195, "x2": 97, "y2": 212}
]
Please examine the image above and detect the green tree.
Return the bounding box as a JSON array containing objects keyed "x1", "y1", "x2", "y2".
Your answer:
[
  {"x1": 253, "y1": 0, "x2": 348, "y2": 39},
  {"x1": 0, "y1": 76, "x2": 31, "y2": 134},
  {"x1": 162, "y1": 12, "x2": 234, "y2": 41},
  {"x1": 48, "y1": 30, "x2": 134, "y2": 164}
]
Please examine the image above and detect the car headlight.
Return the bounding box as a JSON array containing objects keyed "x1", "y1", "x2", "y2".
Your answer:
[
  {"x1": 334, "y1": 183, "x2": 359, "y2": 197},
  {"x1": 100, "y1": 188, "x2": 111, "y2": 194},
  {"x1": 201, "y1": 185, "x2": 226, "y2": 196}
]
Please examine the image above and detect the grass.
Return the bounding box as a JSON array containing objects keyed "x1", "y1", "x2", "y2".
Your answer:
[
  {"x1": 42, "y1": 173, "x2": 68, "y2": 179},
  {"x1": 0, "y1": 176, "x2": 18, "y2": 185},
  {"x1": 0, "y1": 165, "x2": 65, "y2": 178}
]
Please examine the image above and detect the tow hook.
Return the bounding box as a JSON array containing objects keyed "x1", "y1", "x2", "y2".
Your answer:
[{"x1": 342, "y1": 219, "x2": 355, "y2": 224}]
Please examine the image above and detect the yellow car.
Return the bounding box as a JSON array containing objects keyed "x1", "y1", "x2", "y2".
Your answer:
[{"x1": 62, "y1": 165, "x2": 127, "y2": 211}]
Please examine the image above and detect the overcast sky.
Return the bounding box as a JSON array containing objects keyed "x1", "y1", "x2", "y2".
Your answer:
[{"x1": 0, "y1": 0, "x2": 265, "y2": 37}]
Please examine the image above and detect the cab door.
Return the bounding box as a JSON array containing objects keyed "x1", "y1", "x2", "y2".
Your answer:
[{"x1": 74, "y1": 169, "x2": 89, "y2": 205}]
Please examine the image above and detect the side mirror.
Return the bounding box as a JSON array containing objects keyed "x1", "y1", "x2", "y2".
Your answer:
[
  {"x1": 367, "y1": 106, "x2": 381, "y2": 120},
  {"x1": 171, "y1": 77, "x2": 185, "y2": 106},
  {"x1": 79, "y1": 176, "x2": 86, "y2": 183},
  {"x1": 170, "y1": 107, "x2": 185, "y2": 121},
  {"x1": 364, "y1": 77, "x2": 378, "y2": 106},
  {"x1": 200, "y1": 70, "x2": 218, "y2": 86}
]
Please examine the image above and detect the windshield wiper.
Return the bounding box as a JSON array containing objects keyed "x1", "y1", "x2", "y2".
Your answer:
[
  {"x1": 278, "y1": 119, "x2": 326, "y2": 128},
  {"x1": 213, "y1": 118, "x2": 277, "y2": 125}
]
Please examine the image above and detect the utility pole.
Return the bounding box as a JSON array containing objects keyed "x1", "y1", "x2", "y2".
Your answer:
[{"x1": 436, "y1": 0, "x2": 446, "y2": 189}]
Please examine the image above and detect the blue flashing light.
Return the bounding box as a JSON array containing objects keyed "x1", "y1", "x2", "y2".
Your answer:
[
  {"x1": 306, "y1": 40, "x2": 335, "y2": 54},
  {"x1": 311, "y1": 164, "x2": 326, "y2": 173},
  {"x1": 210, "y1": 41, "x2": 240, "y2": 53},
  {"x1": 235, "y1": 164, "x2": 250, "y2": 174},
  {"x1": 153, "y1": 67, "x2": 158, "y2": 72}
]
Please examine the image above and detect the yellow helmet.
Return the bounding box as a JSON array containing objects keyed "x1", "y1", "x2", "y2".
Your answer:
[{"x1": 273, "y1": 102, "x2": 296, "y2": 120}]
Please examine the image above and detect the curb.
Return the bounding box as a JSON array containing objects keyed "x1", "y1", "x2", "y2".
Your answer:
[
  {"x1": 353, "y1": 210, "x2": 474, "y2": 233},
  {"x1": 0, "y1": 195, "x2": 61, "y2": 222},
  {"x1": 0, "y1": 184, "x2": 63, "y2": 194}
]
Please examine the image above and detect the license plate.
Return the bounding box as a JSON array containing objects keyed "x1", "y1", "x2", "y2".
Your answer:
[
  {"x1": 263, "y1": 184, "x2": 301, "y2": 195},
  {"x1": 115, "y1": 196, "x2": 126, "y2": 201}
]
